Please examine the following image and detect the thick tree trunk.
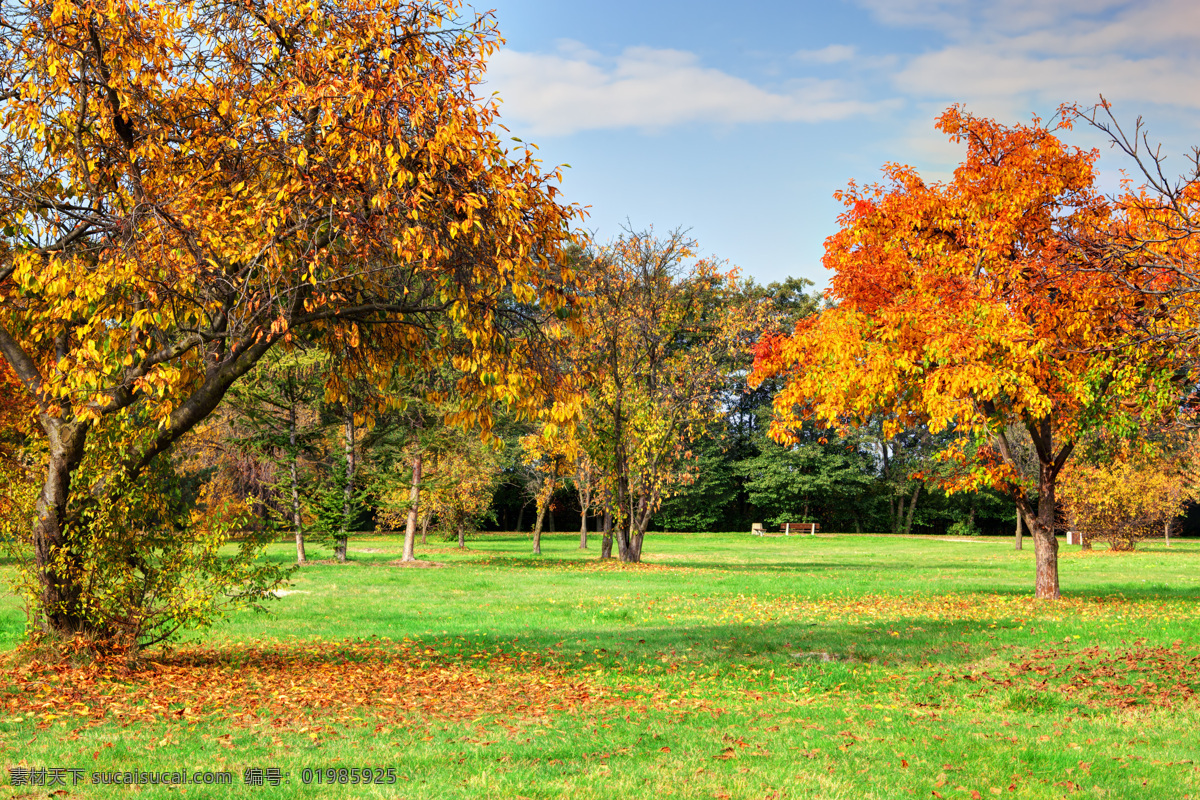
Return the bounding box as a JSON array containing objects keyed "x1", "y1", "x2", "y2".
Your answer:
[
  {"x1": 601, "y1": 511, "x2": 613, "y2": 559},
  {"x1": 402, "y1": 449, "x2": 422, "y2": 562},
  {"x1": 1031, "y1": 461, "x2": 1061, "y2": 599},
  {"x1": 616, "y1": 520, "x2": 632, "y2": 562},
  {"x1": 33, "y1": 421, "x2": 91, "y2": 635},
  {"x1": 532, "y1": 502, "x2": 547, "y2": 555},
  {"x1": 289, "y1": 406, "x2": 306, "y2": 565},
  {"x1": 616, "y1": 507, "x2": 648, "y2": 563},
  {"x1": 1014, "y1": 504, "x2": 1024, "y2": 551}
]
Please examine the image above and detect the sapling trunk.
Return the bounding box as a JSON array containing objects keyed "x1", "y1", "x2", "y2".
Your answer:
[{"x1": 402, "y1": 450, "x2": 422, "y2": 562}]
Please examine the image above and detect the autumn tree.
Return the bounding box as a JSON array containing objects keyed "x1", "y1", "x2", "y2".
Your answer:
[
  {"x1": 519, "y1": 425, "x2": 572, "y2": 554},
  {"x1": 579, "y1": 230, "x2": 767, "y2": 562},
  {"x1": 1059, "y1": 432, "x2": 1200, "y2": 551},
  {"x1": 752, "y1": 109, "x2": 1181, "y2": 599},
  {"x1": 0, "y1": 0, "x2": 581, "y2": 645},
  {"x1": 420, "y1": 434, "x2": 502, "y2": 548}
]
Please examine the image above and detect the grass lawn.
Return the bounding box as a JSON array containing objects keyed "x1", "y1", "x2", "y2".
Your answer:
[{"x1": 1, "y1": 532, "x2": 1199, "y2": 799}]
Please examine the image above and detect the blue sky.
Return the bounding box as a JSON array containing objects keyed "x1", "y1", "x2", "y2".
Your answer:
[{"x1": 477, "y1": 0, "x2": 1200, "y2": 290}]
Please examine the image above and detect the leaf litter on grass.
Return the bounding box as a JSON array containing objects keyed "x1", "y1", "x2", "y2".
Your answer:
[
  {"x1": 934, "y1": 639, "x2": 1200, "y2": 711},
  {"x1": 0, "y1": 638, "x2": 604, "y2": 733}
]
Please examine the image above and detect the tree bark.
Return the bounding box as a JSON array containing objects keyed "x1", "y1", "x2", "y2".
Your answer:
[
  {"x1": 336, "y1": 413, "x2": 355, "y2": 563},
  {"x1": 289, "y1": 405, "x2": 306, "y2": 565},
  {"x1": 457, "y1": 522, "x2": 465, "y2": 549},
  {"x1": 515, "y1": 502, "x2": 526, "y2": 533},
  {"x1": 33, "y1": 421, "x2": 91, "y2": 635},
  {"x1": 578, "y1": 479, "x2": 591, "y2": 549},
  {"x1": 993, "y1": 417, "x2": 1071, "y2": 598},
  {"x1": 600, "y1": 511, "x2": 613, "y2": 559},
  {"x1": 1014, "y1": 503, "x2": 1024, "y2": 551},
  {"x1": 1165, "y1": 518, "x2": 1172, "y2": 547},
  {"x1": 1030, "y1": 460, "x2": 1061, "y2": 599},
  {"x1": 401, "y1": 449, "x2": 422, "y2": 562},
  {"x1": 532, "y1": 501, "x2": 547, "y2": 555}
]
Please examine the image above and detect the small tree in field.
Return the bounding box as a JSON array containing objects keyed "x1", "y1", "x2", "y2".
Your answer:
[
  {"x1": 578, "y1": 230, "x2": 768, "y2": 563},
  {"x1": 422, "y1": 437, "x2": 502, "y2": 549},
  {"x1": 1059, "y1": 439, "x2": 1199, "y2": 551}
]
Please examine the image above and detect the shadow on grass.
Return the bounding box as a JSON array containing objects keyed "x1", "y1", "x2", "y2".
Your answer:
[
  {"x1": 955, "y1": 585, "x2": 1200, "y2": 602},
  {"x1": 369, "y1": 554, "x2": 914, "y2": 574}
]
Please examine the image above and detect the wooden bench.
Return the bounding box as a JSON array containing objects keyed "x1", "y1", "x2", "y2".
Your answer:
[{"x1": 780, "y1": 522, "x2": 819, "y2": 536}]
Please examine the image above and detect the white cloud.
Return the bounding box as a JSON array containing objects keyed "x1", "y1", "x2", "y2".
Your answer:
[
  {"x1": 857, "y1": 0, "x2": 1200, "y2": 112},
  {"x1": 485, "y1": 41, "x2": 897, "y2": 136}
]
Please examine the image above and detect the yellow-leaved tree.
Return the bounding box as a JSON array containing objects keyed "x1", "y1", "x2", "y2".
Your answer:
[
  {"x1": 577, "y1": 230, "x2": 768, "y2": 563},
  {"x1": 0, "y1": 0, "x2": 581, "y2": 647}
]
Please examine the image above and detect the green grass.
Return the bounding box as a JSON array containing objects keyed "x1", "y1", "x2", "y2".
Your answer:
[{"x1": 2, "y1": 533, "x2": 1200, "y2": 799}]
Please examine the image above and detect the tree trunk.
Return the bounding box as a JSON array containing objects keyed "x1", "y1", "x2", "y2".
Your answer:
[
  {"x1": 893, "y1": 494, "x2": 905, "y2": 534},
  {"x1": 457, "y1": 522, "x2": 465, "y2": 549},
  {"x1": 578, "y1": 482, "x2": 591, "y2": 549},
  {"x1": 1166, "y1": 518, "x2": 1172, "y2": 547},
  {"x1": 532, "y1": 501, "x2": 547, "y2": 555},
  {"x1": 289, "y1": 405, "x2": 306, "y2": 565},
  {"x1": 515, "y1": 502, "x2": 526, "y2": 533},
  {"x1": 402, "y1": 449, "x2": 422, "y2": 562},
  {"x1": 1031, "y1": 461, "x2": 1061, "y2": 599},
  {"x1": 547, "y1": 506, "x2": 555, "y2": 533},
  {"x1": 601, "y1": 511, "x2": 613, "y2": 559},
  {"x1": 996, "y1": 419, "x2": 1070, "y2": 599},
  {"x1": 902, "y1": 482, "x2": 921, "y2": 536},
  {"x1": 615, "y1": 519, "x2": 632, "y2": 562},
  {"x1": 337, "y1": 413, "x2": 355, "y2": 563},
  {"x1": 33, "y1": 421, "x2": 91, "y2": 636},
  {"x1": 1014, "y1": 504, "x2": 1024, "y2": 551}
]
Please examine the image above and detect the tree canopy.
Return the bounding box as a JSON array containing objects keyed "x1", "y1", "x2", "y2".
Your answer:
[
  {"x1": 752, "y1": 108, "x2": 1186, "y2": 598},
  {"x1": 0, "y1": 0, "x2": 583, "y2": 645}
]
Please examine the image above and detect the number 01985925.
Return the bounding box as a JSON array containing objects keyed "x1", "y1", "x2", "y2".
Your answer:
[{"x1": 300, "y1": 767, "x2": 396, "y2": 785}]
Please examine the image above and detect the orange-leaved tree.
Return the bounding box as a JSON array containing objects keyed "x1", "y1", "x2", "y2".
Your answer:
[
  {"x1": 0, "y1": 0, "x2": 582, "y2": 645},
  {"x1": 752, "y1": 108, "x2": 1182, "y2": 599}
]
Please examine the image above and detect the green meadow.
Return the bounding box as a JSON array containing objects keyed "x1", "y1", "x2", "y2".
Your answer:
[{"x1": 2, "y1": 533, "x2": 1199, "y2": 799}]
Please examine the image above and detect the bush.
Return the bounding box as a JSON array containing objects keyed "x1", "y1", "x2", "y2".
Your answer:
[{"x1": 947, "y1": 520, "x2": 981, "y2": 537}]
